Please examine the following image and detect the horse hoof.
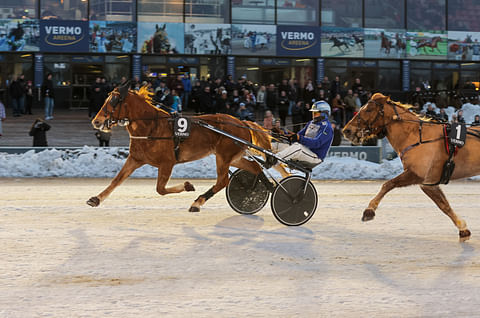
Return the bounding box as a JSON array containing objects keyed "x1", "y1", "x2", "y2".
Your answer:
[
  {"x1": 184, "y1": 182, "x2": 195, "y2": 192},
  {"x1": 87, "y1": 196, "x2": 100, "y2": 207},
  {"x1": 362, "y1": 209, "x2": 375, "y2": 222},
  {"x1": 189, "y1": 206, "x2": 200, "y2": 213},
  {"x1": 459, "y1": 229, "x2": 471, "y2": 242}
]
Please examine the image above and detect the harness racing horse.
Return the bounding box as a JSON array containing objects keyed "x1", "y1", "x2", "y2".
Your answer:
[
  {"x1": 380, "y1": 32, "x2": 392, "y2": 55},
  {"x1": 417, "y1": 36, "x2": 442, "y2": 54},
  {"x1": 329, "y1": 36, "x2": 350, "y2": 53},
  {"x1": 343, "y1": 93, "x2": 478, "y2": 241},
  {"x1": 87, "y1": 82, "x2": 287, "y2": 212}
]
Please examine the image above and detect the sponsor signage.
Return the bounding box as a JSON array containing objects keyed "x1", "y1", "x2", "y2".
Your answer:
[
  {"x1": 316, "y1": 58, "x2": 324, "y2": 83},
  {"x1": 167, "y1": 57, "x2": 199, "y2": 64},
  {"x1": 277, "y1": 26, "x2": 320, "y2": 57},
  {"x1": 227, "y1": 56, "x2": 235, "y2": 79},
  {"x1": 132, "y1": 55, "x2": 142, "y2": 80},
  {"x1": 40, "y1": 20, "x2": 89, "y2": 52},
  {"x1": 327, "y1": 146, "x2": 382, "y2": 163},
  {"x1": 402, "y1": 60, "x2": 410, "y2": 91},
  {"x1": 34, "y1": 54, "x2": 43, "y2": 88},
  {"x1": 260, "y1": 58, "x2": 291, "y2": 66}
]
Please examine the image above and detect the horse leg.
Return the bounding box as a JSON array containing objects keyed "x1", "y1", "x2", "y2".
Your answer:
[
  {"x1": 155, "y1": 162, "x2": 196, "y2": 196},
  {"x1": 188, "y1": 154, "x2": 234, "y2": 212},
  {"x1": 87, "y1": 156, "x2": 143, "y2": 207},
  {"x1": 363, "y1": 170, "x2": 422, "y2": 221},
  {"x1": 419, "y1": 185, "x2": 471, "y2": 241}
]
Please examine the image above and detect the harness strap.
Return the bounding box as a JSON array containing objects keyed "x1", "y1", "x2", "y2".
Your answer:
[{"x1": 399, "y1": 137, "x2": 443, "y2": 160}]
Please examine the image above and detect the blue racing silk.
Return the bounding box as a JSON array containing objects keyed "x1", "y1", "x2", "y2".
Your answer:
[{"x1": 297, "y1": 118, "x2": 334, "y2": 160}]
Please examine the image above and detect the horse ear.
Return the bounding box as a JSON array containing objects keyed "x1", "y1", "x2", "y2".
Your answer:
[{"x1": 118, "y1": 80, "x2": 130, "y2": 99}]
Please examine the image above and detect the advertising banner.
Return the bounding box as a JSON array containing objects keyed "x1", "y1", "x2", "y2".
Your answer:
[
  {"x1": 137, "y1": 22, "x2": 184, "y2": 54},
  {"x1": 276, "y1": 25, "x2": 320, "y2": 57},
  {"x1": 321, "y1": 26, "x2": 364, "y2": 58},
  {"x1": 231, "y1": 24, "x2": 276, "y2": 56},
  {"x1": 89, "y1": 21, "x2": 136, "y2": 53},
  {"x1": 185, "y1": 24, "x2": 231, "y2": 55},
  {"x1": 0, "y1": 19, "x2": 39, "y2": 52},
  {"x1": 364, "y1": 28, "x2": 406, "y2": 59},
  {"x1": 405, "y1": 30, "x2": 447, "y2": 60},
  {"x1": 447, "y1": 31, "x2": 480, "y2": 61},
  {"x1": 39, "y1": 20, "x2": 89, "y2": 52}
]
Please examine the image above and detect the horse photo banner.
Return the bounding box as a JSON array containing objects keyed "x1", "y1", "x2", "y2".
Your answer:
[
  {"x1": 447, "y1": 31, "x2": 480, "y2": 61},
  {"x1": 405, "y1": 30, "x2": 447, "y2": 60},
  {"x1": 276, "y1": 25, "x2": 320, "y2": 57},
  {"x1": 0, "y1": 19, "x2": 39, "y2": 52},
  {"x1": 89, "y1": 21, "x2": 136, "y2": 53},
  {"x1": 184, "y1": 24, "x2": 231, "y2": 55},
  {"x1": 39, "y1": 20, "x2": 89, "y2": 52},
  {"x1": 364, "y1": 29, "x2": 406, "y2": 59},
  {"x1": 320, "y1": 26, "x2": 364, "y2": 58},
  {"x1": 137, "y1": 22, "x2": 184, "y2": 54},
  {"x1": 231, "y1": 24, "x2": 276, "y2": 56}
]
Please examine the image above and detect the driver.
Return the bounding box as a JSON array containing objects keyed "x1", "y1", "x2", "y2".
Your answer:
[{"x1": 275, "y1": 100, "x2": 334, "y2": 167}]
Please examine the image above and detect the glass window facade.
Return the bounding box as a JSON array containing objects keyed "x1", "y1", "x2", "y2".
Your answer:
[
  {"x1": 321, "y1": 0, "x2": 362, "y2": 27},
  {"x1": 407, "y1": 0, "x2": 445, "y2": 31},
  {"x1": 41, "y1": 0, "x2": 88, "y2": 20},
  {"x1": 448, "y1": 0, "x2": 480, "y2": 32},
  {"x1": 365, "y1": 0, "x2": 404, "y2": 29},
  {"x1": 185, "y1": 0, "x2": 229, "y2": 23},
  {"x1": 0, "y1": 0, "x2": 36, "y2": 19},
  {"x1": 277, "y1": 0, "x2": 318, "y2": 25},
  {"x1": 232, "y1": 0, "x2": 274, "y2": 25},
  {"x1": 137, "y1": 0, "x2": 182, "y2": 22},
  {"x1": 90, "y1": 0, "x2": 135, "y2": 22}
]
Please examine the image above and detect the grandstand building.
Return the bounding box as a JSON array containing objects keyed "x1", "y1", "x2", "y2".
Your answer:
[{"x1": 0, "y1": 0, "x2": 478, "y2": 108}]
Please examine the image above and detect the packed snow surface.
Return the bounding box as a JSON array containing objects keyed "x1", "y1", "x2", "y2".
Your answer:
[{"x1": 0, "y1": 146, "x2": 404, "y2": 179}]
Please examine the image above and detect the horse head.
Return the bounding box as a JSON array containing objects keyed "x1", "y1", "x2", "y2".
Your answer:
[
  {"x1": 343, "y1": 93, "x2": 393, "y2": 144},
  {"x1": 92, "y1": 80, "x2": 131, "y2": 131}
]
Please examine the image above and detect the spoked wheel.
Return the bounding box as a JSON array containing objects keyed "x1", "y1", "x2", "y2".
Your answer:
[
  {"x1": 226, "y1": 169, "x2": 270, "y2": 215},
  {"x1": 271, "y1": 175, "x2": 318, "y2": 226}
]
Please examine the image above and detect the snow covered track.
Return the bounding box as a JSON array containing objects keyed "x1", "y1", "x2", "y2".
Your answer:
[{"x1": 1, "y1": 178, "x2": 480, "y2": 317}]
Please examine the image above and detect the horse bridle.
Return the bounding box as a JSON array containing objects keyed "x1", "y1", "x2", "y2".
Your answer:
[
  {"x1": 103, "y1": 91, "x2": 129, "y2": 129},
  {"x1": 355, "y1": 99, "x2": 405, "y2": 140}
]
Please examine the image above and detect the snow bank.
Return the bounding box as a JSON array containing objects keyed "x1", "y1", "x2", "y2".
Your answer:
[{"x1": 0, "y1": 146, "x2": 404, "y2": 180}]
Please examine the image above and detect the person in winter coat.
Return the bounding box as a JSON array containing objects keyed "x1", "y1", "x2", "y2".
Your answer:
[
  {"x1": 89, "y1": 77, "x2": 105, "y2": 118},
  {"x1": 291, "y1": 101, "x2": 305, "y2": 133},
  {"x1": 9, "y1": 75, "x2": 25, "y2": 117},
  {"x1": 29, "y1": 118, "x2": 51, "y2": 146},
  {"x1": 277, "y1": 90, "x2": 289, "y2": 127},
  {"x1": 41, "y1": 73, "x2": 55, "y2": 120}
]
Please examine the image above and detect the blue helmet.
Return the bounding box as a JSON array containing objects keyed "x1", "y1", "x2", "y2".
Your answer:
[{"x1": 311, "y1": 100, "x2": 331, "y2": 116}]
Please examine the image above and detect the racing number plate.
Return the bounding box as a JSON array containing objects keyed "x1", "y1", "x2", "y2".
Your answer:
[
  {"x1": 449, "y1": 123, "x2": 466, "y2": 147},
  {"x1": 174, "y1": 117, "x2": 191, "y2": 138}
]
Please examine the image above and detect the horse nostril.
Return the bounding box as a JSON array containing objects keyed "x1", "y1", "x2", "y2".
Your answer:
[
  {"x1": 343, "y1": 128, "x2": 351, "y2": 135},
  {"x1": 94, "y1": 120, "x2": 101, "y2": 127}
]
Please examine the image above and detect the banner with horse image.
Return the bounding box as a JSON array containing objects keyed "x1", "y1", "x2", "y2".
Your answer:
[
  {"x1": 89, "y1": 21, "x2": 136, "y2": 53},
  {"x1": 320, "y1": 26, "x2": 364, "y2": 58},
  {"x1": 364, "y1": 29, "x2": 406, "y2": 59},
  {"x1": 405, "y1": 30, "x2": 447, "y2": 60},
  {"x1": 137, "y1": 22, "x2": 184, "y2": 54},
  {"x1": 184, "y1": 24, "x2": 231, "y2": 55},
  {"x1": 447, "y1": 31, "x2": 480, "y2": 61},
  {"x1": 0, "y1": 19, "x2": 39, "y2": 52},
  {"x1": 231, "y1": 24, "x2": 276, "y2": 56}
]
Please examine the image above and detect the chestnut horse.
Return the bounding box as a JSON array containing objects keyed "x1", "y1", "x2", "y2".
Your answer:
[
  {"x1": 343, "y1": 93, "x2": 478, "y2": 241},
  {"x1": 87, "y1": 82, "x2": 285, "y2": 212}
]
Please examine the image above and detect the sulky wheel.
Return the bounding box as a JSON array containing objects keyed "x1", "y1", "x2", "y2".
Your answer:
[
  {"x1": 271, "y1": 175, "x2": 318, "y2": 226},
  {"x1": 226, "y1": 169, "x2": 270, "y2": 215}
]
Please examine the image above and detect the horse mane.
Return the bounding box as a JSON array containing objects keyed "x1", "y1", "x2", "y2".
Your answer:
[
  {"x1": 133, "y1": 86, "x2": 170, "y2": 116},
  {"x1": 386, "y1": 99, "x2": 435, "y2": 122}
]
